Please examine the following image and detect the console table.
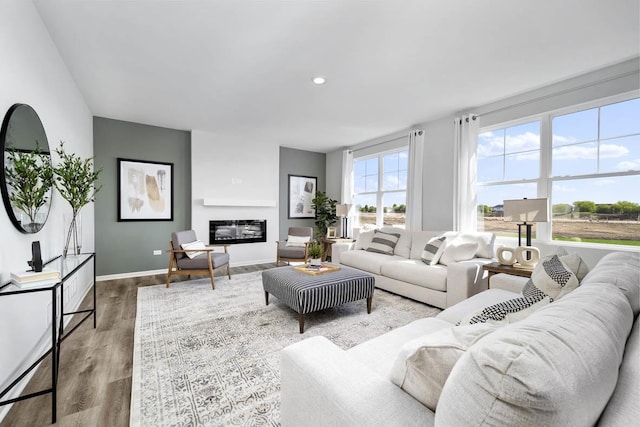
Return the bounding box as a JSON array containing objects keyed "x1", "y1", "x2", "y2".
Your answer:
[{"x1": 0, "y1": 253, "x2": 96, "y2": 424}]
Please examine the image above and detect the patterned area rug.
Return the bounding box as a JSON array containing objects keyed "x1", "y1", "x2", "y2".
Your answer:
[{"x1": 130, "y1": 271, "x2": 440, "y2": 426}]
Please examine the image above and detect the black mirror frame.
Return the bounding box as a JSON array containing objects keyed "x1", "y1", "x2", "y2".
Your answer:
[{"x1": 0, "y1": 103, "x2": 52, "y2": 234}]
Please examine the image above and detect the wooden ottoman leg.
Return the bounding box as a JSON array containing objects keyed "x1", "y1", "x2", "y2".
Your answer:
[
  {"x1": 264, "y1": 291, "x2": 269, "y2": 305},
  {"x1": 298, "y1": 314, "x2": 305, "y2": 334},
  {"x1": 366, "y1": 297, "x2": 372, "y2": 314}
]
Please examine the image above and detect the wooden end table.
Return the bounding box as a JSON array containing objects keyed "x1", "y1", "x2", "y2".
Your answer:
[
  {"x1": 320, "y1": 237, "x2": 355, "y2": 261},
  {"x1": 483, "y1": 262, "x2": 533, "y2": 286}
]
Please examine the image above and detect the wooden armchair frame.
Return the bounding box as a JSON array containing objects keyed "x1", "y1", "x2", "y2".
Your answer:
[
  {"x1": 275, "y1": 240, "x2": 310, "y2": 266},
  {"x1": 167, "y1": 241, "x2": 231, "y2": 289}
]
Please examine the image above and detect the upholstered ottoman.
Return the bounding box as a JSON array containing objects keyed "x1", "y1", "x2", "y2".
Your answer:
[{"x1": 262, "y1": 265, "x2": 375, "y2": 333}]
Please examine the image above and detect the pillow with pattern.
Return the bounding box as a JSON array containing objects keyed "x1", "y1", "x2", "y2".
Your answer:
[
  {"x1": 458, "y1": 254, "x2": 579, "y2": 325},
  {"x1": 366, "y1": 230, "x2": 401, "y2": 255}
]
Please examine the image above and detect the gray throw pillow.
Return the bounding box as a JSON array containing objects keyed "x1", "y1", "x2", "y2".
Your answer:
[
  {"x1": 366, "y1": 230, "x2": 401, "y2": 255},
  {"x1": 421, "y1": 236, "x2": 446, "y2": 265}
]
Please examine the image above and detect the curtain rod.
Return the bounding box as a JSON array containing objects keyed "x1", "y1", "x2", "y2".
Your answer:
[
  {"x1": 467, "y1": 69, "x2": 637, "y2": 122},
  {"x1": 349, "y1": 129, "x2": 423, "y2": 153}
]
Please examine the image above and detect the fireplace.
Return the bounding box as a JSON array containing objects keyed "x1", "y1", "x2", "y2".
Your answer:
[{"x1": 209, "y1": 219, "x2": 267, "y2": 245}]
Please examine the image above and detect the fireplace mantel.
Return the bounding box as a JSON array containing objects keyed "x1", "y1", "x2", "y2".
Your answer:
[{"x1": 203, "y1": 198, "x2": 277, "y2": 207}]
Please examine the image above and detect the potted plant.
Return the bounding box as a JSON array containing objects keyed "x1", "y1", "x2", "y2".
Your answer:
[
  {"x1": 311, "y1": 191, "x2": 338, "y2": 239},
  {"x1": 307, "y1": 241, "x2": 323, "y2": 265},
  {"x1": 4, "y1": 145, "x2": 53, "y2": 232},
  {"x1": 53, "y1": 142, "x2": 102, "y2": 256}
]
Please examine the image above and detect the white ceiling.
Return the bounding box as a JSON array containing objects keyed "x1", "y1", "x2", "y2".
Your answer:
[{"x1": 34, "y1": 0, "x2": 639, "y2": 153}]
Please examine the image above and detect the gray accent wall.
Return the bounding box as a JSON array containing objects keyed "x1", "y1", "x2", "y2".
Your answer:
[
  {"x1": 93, "y1": 117, "x2": 191, "y2": 275},
  {"x1": 279, "y1": 147, "x2": 326, "y2": 240}
]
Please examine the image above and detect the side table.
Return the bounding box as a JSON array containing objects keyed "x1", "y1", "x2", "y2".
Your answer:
[
  {"x1": 483, "y1": 262, "x2": 533, "y2": 287},
  {"x1": 320, "y1": 238, "x2": 355, "y2": 261}
]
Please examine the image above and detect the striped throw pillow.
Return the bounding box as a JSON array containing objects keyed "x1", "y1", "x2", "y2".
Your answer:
[
  {"x1": 421, "y1": 236, "x2": 447, "y2": 265},
  {"x1": 366, "y1": 230, "x2": 401, "y2": 255}
]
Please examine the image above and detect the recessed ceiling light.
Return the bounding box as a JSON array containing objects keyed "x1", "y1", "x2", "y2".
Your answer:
[{"x1": 312, "y1": 76, "x2": 326, "y2": 85}]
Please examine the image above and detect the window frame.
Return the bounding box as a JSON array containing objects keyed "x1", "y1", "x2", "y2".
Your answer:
[
  {"x1": 353, "y1": 146, "x2": 409, "y2": 227},
  {"x1": 476, "y1": 91, "x2": 640, "y2": 248}
]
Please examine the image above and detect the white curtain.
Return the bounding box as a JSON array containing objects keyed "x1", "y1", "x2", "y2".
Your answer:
[
  {"x1": 406, "y1": 130, "x2": 424, "y2": 231},
  {"x1": 453, "y1": 115, "x2": 479, "y2": 232},
  {"x1": 341, "y1": 149, "x2": 355, "y2": 234}
]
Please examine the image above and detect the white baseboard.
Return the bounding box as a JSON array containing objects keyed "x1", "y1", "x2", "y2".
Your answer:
[{"x1": 96, "y1": 259, "x2": 275, "y2": 282}]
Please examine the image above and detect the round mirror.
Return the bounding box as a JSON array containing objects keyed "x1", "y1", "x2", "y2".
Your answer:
[{"x1": 0, "y1": 104, "x2": 53, "y2": 233}]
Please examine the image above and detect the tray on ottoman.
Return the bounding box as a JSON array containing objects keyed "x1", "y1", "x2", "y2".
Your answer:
[{"x1": 262, "y1": 264, "x2": 375, "y2": 333}]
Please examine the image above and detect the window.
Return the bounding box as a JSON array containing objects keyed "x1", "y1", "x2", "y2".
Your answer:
[
  {"x1": 353, "y1": 149, "x2": 408, "y2": 228},
  {"x1": 550, "y1": 98, "x2": 640, "y2": 245},
  {"x1": 477, "y1": 120, "x2": 541, "y2": 238},
  {"x1": 476, "y1": 94, "x2": 640, "y2": 247}
]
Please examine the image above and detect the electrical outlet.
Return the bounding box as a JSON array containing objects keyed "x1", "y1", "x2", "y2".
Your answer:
[{"x1": 153, "y1": 250, "x2": 162, "y2": 256}]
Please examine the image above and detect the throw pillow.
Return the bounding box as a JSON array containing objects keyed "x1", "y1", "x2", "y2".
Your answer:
[
  {"x1": 458, "y1": 254, "x2": 579, "y2": 325},
  {"x1": 354, "y1": 229, "x2": 376, "y2": 250},
  {"x1": 559, "y1": 252, "x2": 590, "y2": 282},
  {"x1": 421, "y1": 236, "x2": 447, "y2": 265},
  {"x1": 181, "y1": 240, "x2": 207, "y2": 259},
  {"x1": 389, "y1": 324, "x2": 499, "y2": 411},
  {"x1": 366, "y1": 230, "x2": 401, "y2": 255},
  {"x1": 438, "y1": 241, "x2": 479, "y2": 266},
  {"x1": 285, "y1": 235, "x2": 310, "y2": 247}
]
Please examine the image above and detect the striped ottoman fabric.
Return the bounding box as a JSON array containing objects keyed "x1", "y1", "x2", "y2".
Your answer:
[{"x1": 261, "y1": 265, "x2": 375, "y2": 333}]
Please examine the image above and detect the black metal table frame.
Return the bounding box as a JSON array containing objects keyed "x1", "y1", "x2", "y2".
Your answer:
[{"x1": 0, "y1": 253, "x2": 96, "y2": 424}]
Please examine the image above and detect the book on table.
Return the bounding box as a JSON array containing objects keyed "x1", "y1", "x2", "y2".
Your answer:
[{"x1": 10, "y1": 268, "x2": 61, "y2": 284}]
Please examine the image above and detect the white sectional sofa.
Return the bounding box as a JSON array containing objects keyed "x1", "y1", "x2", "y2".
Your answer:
[
  {"x1": 281, "y1": 251, "x2": 640, "y2": 426},
  {"x1": 335, "y1": 228, "x2": 497, "y2": 308}
]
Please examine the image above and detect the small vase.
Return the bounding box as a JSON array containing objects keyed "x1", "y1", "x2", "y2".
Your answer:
[{"x1": 63, "y1": 213, "x2": 82, "y2": 257}]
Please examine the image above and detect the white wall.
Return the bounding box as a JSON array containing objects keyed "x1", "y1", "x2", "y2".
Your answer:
[
  {"x1": 191, "y1": 130, "x2": 279, "y2": 265},
  {"x1": 0, "y1": 0, "x2": 94, "y2": 420}
]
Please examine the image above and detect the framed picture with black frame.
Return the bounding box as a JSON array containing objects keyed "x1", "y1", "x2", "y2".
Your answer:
[
  {"x1": 288, "y1": 174, "x2": 316, "y2": 219},
  {"x1": 117, "y1": 158, "x2": 173, "y2": 221}
]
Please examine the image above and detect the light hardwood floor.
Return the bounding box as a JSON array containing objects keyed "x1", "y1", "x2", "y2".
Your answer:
[{"x1": 1, "y1": 263, "x2": 276, "y2": 427}]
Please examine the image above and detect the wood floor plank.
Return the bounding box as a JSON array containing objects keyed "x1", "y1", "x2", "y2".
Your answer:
[{"x1": 0, "y1": 263, "x2": 273, "y2": 426}]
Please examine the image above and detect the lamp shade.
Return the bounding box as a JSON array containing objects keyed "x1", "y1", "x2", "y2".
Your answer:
[
  {"x1": 336, "y1": 203, "x2": 351, "y2": 217},
  {"x1": 503, "y1": 198, "x2": 549, "y2": 223}
]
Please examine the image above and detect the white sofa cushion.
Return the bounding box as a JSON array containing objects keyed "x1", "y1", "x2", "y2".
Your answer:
[
  {"x1": 438, "y1": 240, "x2": 478, "y2": 266},
  {"x1": 340, "y1": 250, "x2": 406, "y2": 275},
  {"x1": 436, "y1": 281, "x2": 634, "y2": 426},
  {"x1": 598, "y1": 318, "x2": 640, "y2": 426},
  {"x1": 409, "y1": 231, "x2": 444, "y2": 259},
  {"x1": 380, "y1": 226, "x2": 413, "y2": 258},
  {"x1": 354, "y1": 229, "x2": 376, "y2": 250},
  {"x1": 348, "y1": 317, "x2": 452, "y2": 379},
  {"x1": 381, "y1": 259, "x2": 448, "y2": 292},
  {"x1": 443, "y1": 231, "x2": 496, "y2": 259},
  {"x1": 389, "y1": 324, "x2": 499, "y2": 411}
]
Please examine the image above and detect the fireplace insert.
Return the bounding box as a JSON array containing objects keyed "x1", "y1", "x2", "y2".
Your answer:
[{"x1": 209, "y1": 219, "x2": 267, "y2": 245}]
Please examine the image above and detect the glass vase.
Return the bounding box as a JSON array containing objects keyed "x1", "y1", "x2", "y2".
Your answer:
[{"x1": 63, "y1": 213, "x2": 82, "y2": 257}]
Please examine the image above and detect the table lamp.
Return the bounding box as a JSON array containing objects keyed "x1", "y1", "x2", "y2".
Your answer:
[
  {"x1": 336, "y1": 203, "x2": 351, "y2": 238},
  {"x1": 503, "y1": 198, "x2": 549, "y2": 247}
]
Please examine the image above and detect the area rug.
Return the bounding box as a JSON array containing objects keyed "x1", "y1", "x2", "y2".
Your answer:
[{"x1": 130, "y1": 271, "x2": 441, "y2": 426}]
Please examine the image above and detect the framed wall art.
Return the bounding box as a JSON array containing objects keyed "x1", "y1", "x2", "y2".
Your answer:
[
  {"x1": 117, "y1": 158, "x2": 173, "y2": 221},
  {"x1": 288, "y1": 174, "x2": 316, "y2": 219}
]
